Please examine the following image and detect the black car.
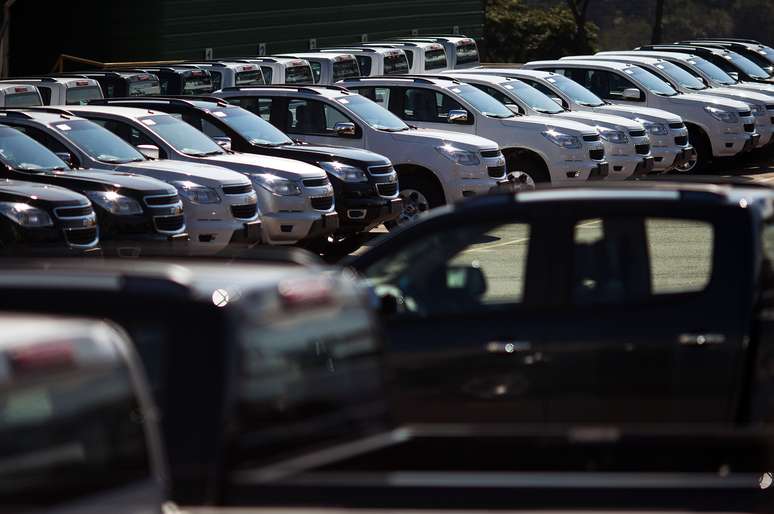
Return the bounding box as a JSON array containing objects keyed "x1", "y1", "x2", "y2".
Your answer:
[
  {"x1": 0, "y1": 179, "x2": 99, "y2": 254},
  {"x1": 52, "y1": 70, "x2": 162, "y2": 97},
  {"x1": 91, "y1": 96, "x2": 403, "y2": 250},
  {"x1": 111, "y1": 66, "x2": 215, "y2": 95},
  {"x1": 637, "y1": 44, "x2": 774, "y2": 84},
  {"x1": 0, "y1": 122, "x2": 187, "y2": 256}
]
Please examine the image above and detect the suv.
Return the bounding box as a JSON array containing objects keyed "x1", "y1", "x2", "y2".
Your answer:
[
  {"x1": 387, "y1": 35, "x2": 481, "y2": 69},
  {"x1": 319, "y1": 47, "x2": 410, "y2": 77},
  {"x1": 0, "y1": 76, "x2": 103, "y2": 105},
  {"x1": 180, "y1": 61, "x2": 265, "y2": 89},
  {"x1": 0, "y1": 108, "x2": 261, "y2": 255},
  {"x1": 0, "y1": 84, "x2": 42, "y2": 107},
  {"x1": 0, "y1": 314, "x2": 166, "y2": 512},
  {"x1": 275, "y1": 53, "x2": 361, "y2": 84},
  {"x1": 0, "y1": 123, "x2": 187, "y2": 255},
  {"x1": 343, "y1": 76, "x2": 612, "y2": 183},
  {"x1": 442, "y1": 73, "x2": 660, "y2": 178},
  {"x1": 460, "y1": 68, "x2": 694, "y2": 173},
  {"x1": 92, "y1": 97, "x2": 401, "y2": 247},
  {"x1": 523, "y1": 60, "x2": 757, "y2": 170},
  {"x1": 677, "y1": 40, "x2": 774, "y2": 75},
  {"x1": 223, "y1": 57, "x2": 315, "y2": 85},
  {"x1": 0, "y1": 180, "x2": 99, "y2": 254},
  {"x1": 362, "y1": 41, "x2": 449, "y2": 74},
  {"x1": 113, "y1": 66, "x2": 215, "y2": 95},
  {"x1": 54, "y1": 70, "x2": 162, "y2": 97},
  {"x1": 214, "y1": 85, "x2": 508, "y2": 223},
  {"x1": 64, "y1": 105, "x2": 338, "y2": 245}
]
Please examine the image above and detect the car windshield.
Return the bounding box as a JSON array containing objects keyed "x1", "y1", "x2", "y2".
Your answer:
[
  {"x1": 65, "y1": 86, "x2": 103, "y2": 105},
  {"x1": 545, "y1": 74, "x2": 606, "y2": 106},
  {"x1": 653, "y1": 60, "x2": 707, "y2": 90},
  {"x1": 500, "y1": 80, "x2": 564, "y2": 114},
  {"x1": 0, "y1": 127, "x2": 69, "y2": 171},
  {"x1": 140, "y1": 115, "x2": 224, "y2": 156},
  {"x1": 53, "y1": 119, "x2": 145, "y2": 164},
  {"x1": 687, "y1": 57, "x2": 738, "y2": 85},
  {"x1": 342, "y1": 94, "x2": 408, "y2": 131},
  {"x1": 451, "y1": 83, "x2": 515, "y2": 118},
  {"x1": 210, "y1": 107, "x2": 292, "y2": 146},
  {"x1": 624, "y1": 66, "x2": 679, "y2": 96},
  {"x1": 725, "y1": 51, "x2": 772, "y2": 79}
]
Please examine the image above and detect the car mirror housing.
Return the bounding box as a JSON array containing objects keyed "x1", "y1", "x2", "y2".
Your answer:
[
  {"x1": 448, "y1": 109, "x2": 469, "y2": 123},
  {"x1": 136, "y1": 144, "x2": 160, "y2": 160},
  {"x1": 55, "y1": 152, "x2": 73, "y2": 166},
  {"x1": 213, "y1": 136, "x2": 232, "y2": 151},
  {"x1": 622, "y1": 88, "x2": 642, "y2": 101},
  {"x1": 334, "y1": 122, "x2": 357, "y2": 137},
  {"x1": 729, "y1": 71, "x2": 740, "y2": 81}
]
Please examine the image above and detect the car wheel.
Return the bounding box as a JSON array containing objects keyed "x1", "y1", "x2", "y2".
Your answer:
[
  {"x1": 385, "y1": 175, "x2": 442, "y2": 230},
  {"x1": 673, "y1": 147, "x2": 699, "y2": 173},
  {"x1": 508, "y1": 155, "x2": 550, "y2": 184},
  {"x1": 686, "y1": 127, "x2": 712, "y2": 173}
]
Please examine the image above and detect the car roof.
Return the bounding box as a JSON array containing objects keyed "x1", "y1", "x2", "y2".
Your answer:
[
  {"x1": 340, "y1": 75, "x2": 460, "y2": 87},
  {"x1": 218, "y1": 84, "x2": 351, "y2": 98},
  {"x1": 0, "y1": 109, "x2": 89, "y2": 124},
  {"x1": 471, "y1": 68, "x2": 555, "y2": 79},
  {"x1": 442, "y1": 73, "x2": 519, "y2": 85},
  {"x1": 276, "y1": 53, "x2": 356, "y2": 61},
  {"x1": 527, "y1": 59, "x2": 636, "y2": 71},
  {"x1": 600, "y1": 51, "x2": 698, "y2": 61},
  {"x1": 321, "y1": 47, "x2": 404, "y2": 56},
  {"x1": 242, "y1": 57, "x2": 310, "y2": 65},
  {"x1": 574, "y1": 55, "x2": 663, "y2": 65},
  {"x1": 92, "y1": 96, "x2": 229, "y2": 111},
  {"x1": 0, "y1": 77, "x2": 100, "y2": 87},
  {"x1": 365, "y1": 41, "x2": 444, "y2": 50},
  {"x1": 60, "y1": 104, "x2": 166, "y2": 118}
]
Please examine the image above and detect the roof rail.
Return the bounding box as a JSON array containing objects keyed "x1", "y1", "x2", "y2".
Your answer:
[
  {"x1": 320, "y1": 47, "x2": 378, "y2": 53},
  {"x1": 341, "y1": 74, "x2": 459, "y2": 84},
  {"x1": 0, "y1": 77, "x2": 59, "y2": 83},
  {"x1": 219, "y1": 84, "x2": 349, "y2": 94},
  {"x1": 90, "y1": 95, "x2": 230, "y2": 107},
  {"x1": 0, "y1": 106, "x2": 77, "y2": 117}
]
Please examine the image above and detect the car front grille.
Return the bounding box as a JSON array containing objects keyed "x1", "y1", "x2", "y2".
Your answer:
[
  {"x1": 54, "y1": 205, "x2": 92, "y2": 218},
  {"x1": 744, "y1": 123, "x2": 755, "y2": 133},
  {"x1": 487, "y1": 165, "x2": 506, "y2": 178},
  {"x1": 740, "y1": 110, "x2": 752, "y2": 118},
  {"x1": 154, "y1": 215, "x2": 185, "y2": 233},
  {"x1": 767, "y1": 104, "x2": 774, "y2": 110},
  {"x1": 669, "y1": 122, "x2": 684, "y2": 129},
  {"x1": 222, "y1": 184, "x2": 253, "y2": 195},
  {"x1": 675, "y1": 135, "x2": 688, "y2": 146},
  {"x1": 145, "y1": 194, "x2": 180, "y2": 206},
  {"x1": 368, "y1": 165, "x2": 395, "y2": 175},
  {"x1": 583, "y1": 134, "x2": 601, "y2": 142},
  {"x1": 480, "y1": 149, "x2": 502, "y2": 158},
  {"x1": 629, "y1": 130, "x2": 646, "y2": 137},
  {"x1": 65, "y1": 227, "x2": 98, "y2": 246},
  {"x1": 635, "y1": 143, "x2": 651, "y2": 155},
  {"x1": 311, "y1": 196, "x2": 334, "y2": 211},
  {"x1": 589, "y1": 149, "x2": 605, "y2": 160},
  {"x1": 376, "y1": 182, "x2": 398, "y2": 197},
  {"x1": 231, "y1": 203, "x2": 258, "y2": 219},
  {"x1": 303, "y1": 178, "x2": 330, "y2": 187}
]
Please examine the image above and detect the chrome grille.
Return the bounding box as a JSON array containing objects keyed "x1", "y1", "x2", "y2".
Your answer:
[
  {"x1": 583, "y1": 134, "x2": 600, "y2": 142},
  {"x1": 376, "y1": 183, "x2": 398, "y2": 197},
  {"x1": 231, "y1": 204, "x2": 258, "y2": 219},
  {"x1": 222, "y1": 184, "x2": 253, "y2": 195},
  {"x1": 144, "y1": 194, "x2": 179, "y2": 207},
  {"x1": 740, "y1": 110, "x2": 752, "y2": 118},
  {"x1": 629, "y1": 130, "x2": 646, "y2": 137},
  {"x1": 303, "y1": 178, "x2": 330, "y2": 187},
  {"x1": 668, "y1": 122, "x2": 684, "y2": 129},
  {"x1": 311, "y1": 196, "x2": 334, "y2": 211},
  {"x1": 54, "y1": 205, "x2": 92, "y2": 219},
  {"x1": 368, "y1": 164, "x2": 395, "y2": 175},
  {"x1": 480, "y1": 150, "x2": 502, "y2": 158},
  {"x1": 589, "y1": 149, "x2": 605, "y2": 160},
  {"x1": 635, "y1": 144, "x2": 651, "y2": 155},
  {"x1": 675, "y1": 135, "x2": 688, "y2": 146},
  {"x1": 154, "y1": 215, "x2": 185, "y2": 233}
]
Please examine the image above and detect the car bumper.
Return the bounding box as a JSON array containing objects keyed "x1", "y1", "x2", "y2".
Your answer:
[
  {"x1": 262, "y1": 211, "x2": 339, "y2": 245},
  {"x1": 714, "y1": 131, "x2": 757, "y2": 156},
  {"x1": 754, "y1": 119, "x2": 774, "y2": 147},
  {"x1": 606, "y1": 153, "x2": 652, "y2": 180},
  {"x1": 552, "y1": 160, "x2": 609, "y2": 183},
  {"x1": 450, "y1": 176, "x2": 502, "y2": 202},
  {"x1": 650, "y1": 144, "x2": 692, "y2": 172},
  {"x1": 338, "y1": 197, "x2": 403, "y2": 234},
  {"x1": 101, "y1": 232, "x2": 189, "y2": 258}
]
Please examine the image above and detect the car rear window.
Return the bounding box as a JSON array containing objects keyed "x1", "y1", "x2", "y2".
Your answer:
[
  {"x1": 455, "y1": 41, "x2": 480, "y2": 66},
  {"x1": 127, "y1": 77, "x2": 161, "y2": 97},
  {"x1": 235, "y1": 69, "x2": 264, "y2": 86},
  {"x1": 424, "y1": 48, "x2": 448, "y2": 70},
  {"x1": 65, "y1": 86, "x2": 103, "y2": 105},
  {"x1": 3, "y1": 92, "x2": 42, "y2": 107},
  {"x1": 332, "y1": 58, "x2": 361, "y2": 81},
  {"x1": 285, "y1": 64, "x2": 314, "y2": 84},
  {"x1": 354, "y1": 56, "x2": 373, "y2": 76},
  {"x1": 384, "y1": 53, "x2": 409, "y2": 75},
  {"x1": 182, "y1": 72, "x2": 214, "y2": 95}
]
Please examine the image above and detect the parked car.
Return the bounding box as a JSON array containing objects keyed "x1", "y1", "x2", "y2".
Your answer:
[
  {"x1": 561, "y1": 54, "x2": 774, "y2": 147},
  {"x1": 0, "y1": 179, "x2": 99, "y2": 254},
  {"x1": 180, "y1": 61, "x2": 265, "y2": 89},
  {"x1": 0, "y1": 256, "x2": 386, "y2": 506},
  {"x1": 678, "y1": 40, "x2": 774, "y2": 75},
  {"x1": 0, "y1": 123, "x2": 187, "y2": 255},
  {"x1": 112, "y1": 66, "x2": 215, "y2": 95},
  {"x1": 318, "y1": 46, "x2": 410, "y2": 77},
  {"x1": 0, "y1": 313, "x2": 167, "y2": 513},
  {"x1": 92, "y1": 96, "x2": 401, "y2": 250},
  {"x1": 53, "y1": 70, "x2": 162, "y2": 97},
  {"x1": 688, "y1": 37, "x2": 774, "y2": 69},
  {"x1": 459, "y1": 68, "x2": 695, "y2": 173},
  {"x1": 0, "y1": 76, "x2": 103, "y2": 105},
  {"x1": 221, "y1": 57, "x2": 314, "y2": 85},
  {"x1": 274, "y1": 53, "x2": 361, "y2": 84},
  {"x1": 522, "y1": 59, "x2": 757, "y2": 170},
  {"x1": 361, "y1": 41, "x2": 449, "y2": 73},
  {"x1": 0, "y1": 108, "x2": 260, "y2": 255},
  {"x1": 387, "y1": 35, "x2": 481, "y2": 69},
  {"x1": 214, "y1": 85, "x2": 508, "y2": 225},
  {"x1": 343, "y1": 75, "x2": 615, "y2": 183},
  {"x1": 63, "y1": 104, "x2": 337, "y2": 245},
  {"x1": 0, "y1": 84, "x2": 43, "y2": 107}
]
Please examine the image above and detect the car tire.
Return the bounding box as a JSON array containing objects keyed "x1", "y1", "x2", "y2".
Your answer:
[
  {"x1": 508, "y1": 154, "x2": 550, "y2": 184},
  {"x1": 686, "y1": 126, "x2": 712, "y2": 173},
  {"x1": 385, "y1": 174, "x2": 443, "y2": 231}
]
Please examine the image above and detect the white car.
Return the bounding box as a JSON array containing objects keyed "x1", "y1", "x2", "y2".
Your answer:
[
  {"x1": 0, "y1": 109, "x2": 262, "y2": 255},
  {"x1": 460, "y1": 68, "x2": 695, "y2": 173},
  {"x1": 0, "y1": 84, "x2": 43, "y2": 107},
  {"x1": 440, "y1": 72, "x2": 657, "y2": 180},
  {"x1": 63, "y1": 105, "x2": 338, "y2": 246},
  {"x1": 319, "y1": 47, "x2": 410, "y2": 77},
  {"x1": 178, "y1": 61, "x2": 265, "y2": 89},
  {"x1": 229, "y1": 57, "x2": 315, "y2": 85},
  {"x1": 386, "y1": 36, "x2": 481, "y2": 69},
  {"x1": 563, "y1": 54, "x2": 774, "y2": 146},
  {"x1": 522, "y1": 60, "x2": 758, "y2": 171},
  {"x1": 274, "y1": 53, "x2": 361, "y2": 84},
  {"x1": 342, "y1": 76, "x2": 613, "y2": 183},
  {"x1": 214, "y1": 85, "x2": 508, "y2": 224},
  {"x1": 0, "y1": 77, "x2": 103, "y2": 105},
  {"x1": 361, "y1": 41, "x2": 449, "y2": 74}
]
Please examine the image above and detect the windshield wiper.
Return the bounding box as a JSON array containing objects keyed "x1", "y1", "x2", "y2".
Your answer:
[
  {"x1": 379, "y1": 127, "x2": 409, "y2": 132},
  {"x1": 185, "y1": 150, "x2": 223, "y2": 157}
]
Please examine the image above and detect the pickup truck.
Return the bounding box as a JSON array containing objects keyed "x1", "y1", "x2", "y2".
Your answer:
[
  {"x1": 0, "y1": 76, "x2": 103, "y2": 105},
  {"x1": 523, "y1": 59, "x2": 757, "y2": 171},
  {"x1": 319, "y1": 46, "x2": 410, "y2": 77},
  {"x1": 274, "y1": 52, "x2": 361, "y2": 84}
]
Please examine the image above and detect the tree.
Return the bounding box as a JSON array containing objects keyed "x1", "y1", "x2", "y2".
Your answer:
[
  {"x1": 565, "y1": 0, "x2": 595, "y2": 53},
  {"x1": 651, "y1": 0, "x2": 665, "y2": 44}
]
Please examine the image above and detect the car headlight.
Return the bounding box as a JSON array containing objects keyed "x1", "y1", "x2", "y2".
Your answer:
[
  {"x1": 172, "y1": 181, "x2": 221, "y2": 204},
  {"x1": 318, "y1": 161, "x2": 368, "y2": 182},
  {"x1": 435, "y1": 144, "x2": 482, "y2": 166},
  {"x1": 751, "y1": 104, "x2": 766, "y2": 117},
  {"x1": 643, "y1": 122, "x2": 669, "y2": 136},
  {"x1": 704, "y1": 105, "x2": 738, "y2": 123},
  {"x1": 86, "y1": 191, "x2": 143, "y2": 215},
  {"x1": 542, "y1": 129, "x2": 582, "y2": 149},
  {"x1": 0, "y1": 202, "x2": 53, "y2": 227},
  {"x1": 252, "y1": 174, "x2": 302, "y2": 196},
  {"x1": 598, "y1": 127, "x2": 629, "y2": 144}
]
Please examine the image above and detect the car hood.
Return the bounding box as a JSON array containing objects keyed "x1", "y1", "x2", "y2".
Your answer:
[
  {"x1": 668, "y1": 92, "x2": 751, "y2": 112},
  {"x1": 285, "y1": 143, "x2": 392, "y2": 166},
  {"x1": 692, "y1": 87, "x2": 774, "y2": 106},
  {"x1": 391, "y1": 128, "x2": 500, "y2": 152},
  {"x1": 557, "y1": 111, "x2": 643, "y2": 131},
  {"x1": 502, "y1": 115, "x2": 598, "y2": 135},
  {"x1": 0, "y1": 180, "x2": 88, "y2": 204},
  {"x1": 117, "y1": 159, "x2": 252, "y2": 188},
  {"x1": 596, "y1": 104, "x2": 683, "y2": 124},
  {"x1": 204, "y1": 152, "x2": 327, "y2": 180},
  {"x1": 40, "y1": 169, "x2": 175, "y2": 193},
  {"x1": 728, "y1": 82, "x2": 774, "y2": 95}
]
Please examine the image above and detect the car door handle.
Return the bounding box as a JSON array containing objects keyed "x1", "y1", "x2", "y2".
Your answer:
[
  {"x1": 678, "y1": 333, "x2": 726, "y2": 346},
  {"x1": 485, "y1": 341, "x2": 532, "y2": 354}
]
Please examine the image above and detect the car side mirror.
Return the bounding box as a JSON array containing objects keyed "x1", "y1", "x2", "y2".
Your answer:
[
  {"x1": 448, "y1": 109, "x2": 469, "y2": 123},
  {"x1": 728, "y1": 71, "x2": 740, "y2": 81},
  {"x1": 136, "y1": 144, "x2": 160, "y2": 160},
  {"x1": 505, "y1": 104, "x2": 523, "y2": 115},
  {"x1": 446, "y1": 265, "x2": 486, "y2": 297},
  {"x1": 549, "y1": 96, "x2": 563, "y2": 105},
  {"x1": 622, "y1": 88, "x2": 642, "y2": 101},
  {"x1": 334, "y1": 122, "x2": 356, "y2": 137},
  {"x1": 212, "y1": 136, "x2": 232, "y2": 151},
  {"x1": 55, "y1": 152, "x2": 74, "y2": 167}
]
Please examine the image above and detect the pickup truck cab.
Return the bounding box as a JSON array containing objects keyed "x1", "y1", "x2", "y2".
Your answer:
[
  {"x1": 523, "y1": 60, "x2": 757, "y2": 170},
  {"x1": 563, "y1": 54, "x2": 774, "y2": 147},
  {"x1": 386, "y1": 35, "x2": 481, "y2": 69},
  {"x1": 275, "y1": 53, "x2": 361, "y2": 84},
  {"x1": 224, "y1": 57, "x2": 314, "y2": 85},
  {"x1": 0, "y1": 108, "x2": 260, "y2": 255},
  {"x1": 0, "y1": 84, "x2": 42, "y2": 106},
  {"x1": 343, "y1": 76, "x2": 612, "y2": 184},
  {"x1": 458, "y1": 68, "x2": 694, "y2": 173},
  {"x1": 65, "y1": 104, "x2": 337, "y2": 245},
  {"x1": 0, "y1": 314, "x2": 166, "y2": 513},
  {"x1": 180, "y1": 61, "x2": 265, "y2": 89},
  {"x1": 215, "y1": 85, "x2": 507, "y2": 224},
  {"x1": 94, "y1": 96, "x2": 401, "y2": 247},
  {"x1": 362, "y1": 41, "x2": 449, "y2": 74},
  {"x1": 678, "y1": 40, "x2": 774, "y2": 75},
  {"x1": 114, "y1": 66, "x2": 215, "y2": 95},
  {"x1": 53, "y1": 71, "x2": 161, "y2": 98},
  {"x1": 319, "y1": 47, "x2": 410, "y2": 77},
  {"x1": 0, "y1": 77, "x2": 103, "y2": 105},
  {"x1": 442, "y1": 73, "x2": 660, "y2": 178},
  {"x1": 0, "y1": 122, "x2": 187, "y2": 255}
]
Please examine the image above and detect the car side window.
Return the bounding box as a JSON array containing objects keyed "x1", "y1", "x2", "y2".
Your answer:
[
  {"x1": 9, "y1": 125, "x2": 72, "y2": 157},
  {"x1": 260, "y1": 66, "x2": 273, "y2": 83},
  {"x1": 472, "y1": 84, "x2": 521, "y2": 113},
  {"x1": 201, "y1": 118, "x2": 227, "y2": 138},
  {"x1": 228, "y1": 96, "x2": 274, "y2": 122},
  {"x1": 210, "y1": 71, "x2": 222, "y2": 91},
  {"x1": 403, "y1": 88, "x2": 464, "y2": 123},
  {"x1": 38, "y1": 86, "x2": 52, "y2": 105},
  {"x1": 354, "y1": 56, "x2": 371, "y2": 76},
  {"x1": 352, "y1": 86, "x2": 391, "y2": 108},
  {"x1": 309, "y1": 62, "x2": 322, "y2": 83},
  {"x1": 577, "y1": 69, "x2": 639, "y2": 101},
  {"x1": 287, "y1": 98, "x2": 353, "y2": 135},
  {"x1": 520, "y1": 79, "x2": 560, "y2": 100},
  {"x1": 364, "y1": 221, "x2": 532, "y2": 317},
  {"x1": 90, "y1": 118, "x2": 161, "y2": 154}
]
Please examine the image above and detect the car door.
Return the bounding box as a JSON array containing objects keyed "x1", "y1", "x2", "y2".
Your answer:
[
  {"x1": 395, "y1": 86, "x2": 476, "y2": 134},
  {"x1": 282, "y1": 97, "x2": 366, "y2": 148}
]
